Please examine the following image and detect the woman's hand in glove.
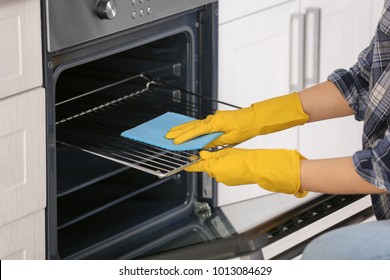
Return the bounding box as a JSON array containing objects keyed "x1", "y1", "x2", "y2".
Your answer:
[
  {"x1": 166, "y1": 92, "x2": 309, "y2": 148},
  {"x1": 186, "y1": 148, "x2": 308, "y2": 198}
]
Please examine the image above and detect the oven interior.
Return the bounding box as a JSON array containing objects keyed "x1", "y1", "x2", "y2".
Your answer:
[{"x1": 52, "y1": 31, "x2": 222, "y2": 259}]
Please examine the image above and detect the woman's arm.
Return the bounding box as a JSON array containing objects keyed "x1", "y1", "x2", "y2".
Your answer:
[
  {"x1": 297, "y1": 82, "x2": 385, "y2": 194},
  {"x1": 298, "y1": 80, "x2": 355, "y2": 123},
  {"x1": 300, "y1": 157, "x2": 386, "y2": 194}
]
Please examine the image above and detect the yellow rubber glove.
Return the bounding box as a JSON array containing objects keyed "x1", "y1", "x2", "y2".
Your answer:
[
  {"x1": 186, "y1": 148, "x2": 308, "y2": 198},
  {"x1": 166, "y1": 92, "x2": 309, "y2": 148}
]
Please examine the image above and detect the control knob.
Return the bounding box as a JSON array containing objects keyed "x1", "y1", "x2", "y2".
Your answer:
[{"x1": 97, "y1": 0, "x2": 117, "y2": 20}]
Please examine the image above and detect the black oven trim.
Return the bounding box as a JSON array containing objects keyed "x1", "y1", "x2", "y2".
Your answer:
[{"x1": 51, "y1": 25, "x2": 196, "y2": 83}]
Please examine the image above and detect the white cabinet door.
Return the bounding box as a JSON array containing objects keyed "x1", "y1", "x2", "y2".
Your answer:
[
  {"x1": 218, "y1": 1, "x2": 300, "y2": 206},
  {"x1": 0, "y1": 88, "x2": 46, "y2": 226},
  {"x1": 218, "y1": 0, "x2": 294, "y2": 24},
  {"x1": 301, "y1": 0, "x2": 374, "y2": 81},
  {"x1": 0, "y1": 0, "x2": 42, "y2": 99},
  {"x1": 299, "y1": 0, "x2": 381, "y2": 159},
  {"x1": 0, "y1": 210, "x2": 45, "y2": 260}
]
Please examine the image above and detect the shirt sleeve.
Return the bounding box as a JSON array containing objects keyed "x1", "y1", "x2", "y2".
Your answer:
[
  {"x1": 327, "y1": 39, "x2": 373, "y2": 121},
  {"x1": 353, "y1": 128, "x2": 390, "y2": 192}
]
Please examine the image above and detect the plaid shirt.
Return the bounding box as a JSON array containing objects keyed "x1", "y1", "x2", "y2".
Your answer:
[{"x1": 328, "y1": 0, "x2": 390, "y2": 220}]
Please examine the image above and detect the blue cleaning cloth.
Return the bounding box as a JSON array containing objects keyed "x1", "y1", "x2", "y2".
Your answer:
[{"x1": 120, "y1": 112, "x2": 223, "y2": 151}]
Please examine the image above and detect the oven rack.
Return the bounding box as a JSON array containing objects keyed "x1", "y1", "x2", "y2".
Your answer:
[{"x1": 56, "y1": 75, "x2": 238, "y2": 178}]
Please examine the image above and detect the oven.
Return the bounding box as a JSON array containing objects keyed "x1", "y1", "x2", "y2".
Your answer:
[{"x1": 43, "y1": 0, "x2": 374, "y2": 260}]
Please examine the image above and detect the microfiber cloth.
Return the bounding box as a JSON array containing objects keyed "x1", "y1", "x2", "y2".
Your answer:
[{"x1": 120, "y1": 112, "x2": 223, "y2": 151}]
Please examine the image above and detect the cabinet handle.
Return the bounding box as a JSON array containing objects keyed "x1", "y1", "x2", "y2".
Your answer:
[
  {"x1": 304, "y1": 7, "x2": 321, "y2": 87},
  {"x1": 290, "y1": 13, "x2": 305, "y2": 92}
]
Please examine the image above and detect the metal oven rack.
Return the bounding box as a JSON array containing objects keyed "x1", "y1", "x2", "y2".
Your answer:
[{"x1": 56, "y1": 75, "x2": 238, "y2": 178}]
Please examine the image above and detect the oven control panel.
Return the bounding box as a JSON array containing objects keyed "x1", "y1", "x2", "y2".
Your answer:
[
  {"x1": 130, "y1": 0, "x2": 152, "y2": 20},
  {"x1": 45, "y1": 0, "x2": 217, "y2": 52}
]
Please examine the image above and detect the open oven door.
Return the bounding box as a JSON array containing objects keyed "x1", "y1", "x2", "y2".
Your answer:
[{"x1": 134, "y1": 193, "x2": 374, "y2": 260}]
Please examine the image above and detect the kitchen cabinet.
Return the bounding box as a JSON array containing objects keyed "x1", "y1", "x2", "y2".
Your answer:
[
  {"x1": 218, "y1": 0, "x2": 291, "y2": 24},
  {"x1": 218, "y1": 0, "x2": 300, "y2": 148},
  {"x1": 0, "y1": 0, "x2": 42, "y2": 99},
  {"x1": 0, "y1": 210, "x2": 45, "y2": 260},
  {"x1": 218, "y1": 0, "x2": 383, "y2": 206},
  {"x1": 0, "y1": 88, "x2": 46, "y2": 226},
  {"x1": 0, "y1": 0, "x2": 45, "y2": 260},
  {"x1": 218, "y1": 0, "x2": 300, "y2": 205},
  {"x1": 298, "y1": 0, "x2": 382, "y2": 159}
]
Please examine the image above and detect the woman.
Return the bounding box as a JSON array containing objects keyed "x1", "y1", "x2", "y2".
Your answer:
[{"x1": 166, "y1": 1, "x2": 390, "y2": 259}]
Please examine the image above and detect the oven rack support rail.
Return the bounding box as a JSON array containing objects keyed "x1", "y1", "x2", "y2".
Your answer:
[{"x1": 56, "y1": 75, "x2": 238, "y2": 178}]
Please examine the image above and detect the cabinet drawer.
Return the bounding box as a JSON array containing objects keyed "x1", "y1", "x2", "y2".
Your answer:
[
  {"x1": 0, "y1": 0, "x2": 42, "y2": 99},
  {"x1": 0, "y1": 210, "x2": 45, "y2": 260},
  {"x1": 0, "y1": 88, "x2": 46, "y2": 226}
]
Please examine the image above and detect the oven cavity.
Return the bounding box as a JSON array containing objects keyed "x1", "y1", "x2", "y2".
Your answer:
[{"x1": 52, "y1": 30, "x2": 223, "y2": 259}]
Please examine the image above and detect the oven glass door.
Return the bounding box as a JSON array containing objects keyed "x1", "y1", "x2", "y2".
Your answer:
[{"x1": 134, "y1": 193, "x2": 372, "y2": 260}]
